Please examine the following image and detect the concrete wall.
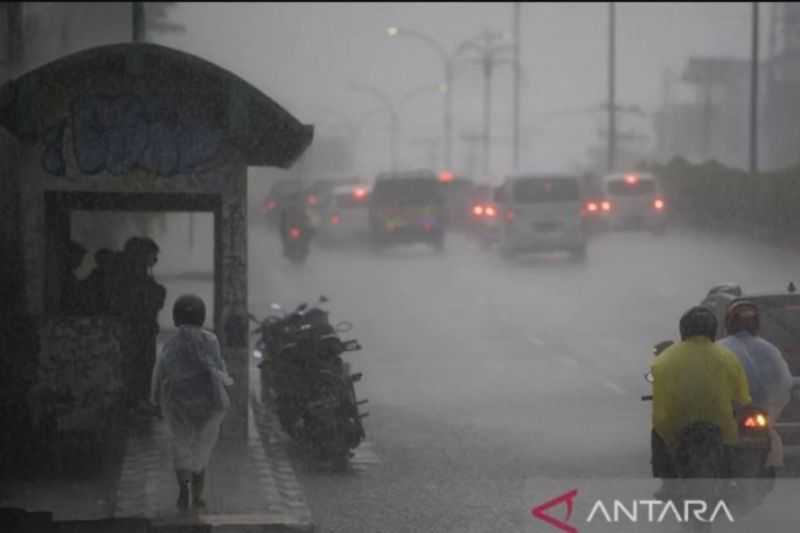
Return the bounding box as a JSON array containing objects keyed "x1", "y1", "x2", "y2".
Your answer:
[{"x1": 0, "y1": 126, "x2": 23, "y2": 312}]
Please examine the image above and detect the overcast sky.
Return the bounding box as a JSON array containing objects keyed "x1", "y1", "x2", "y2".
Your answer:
[{"x1": 155, "y1": 2, "x2": 762, "y2": 178}]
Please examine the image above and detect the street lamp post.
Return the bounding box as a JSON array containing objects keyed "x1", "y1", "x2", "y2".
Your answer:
[
  {"x1": 458, "y1": 29, "x2": 515, "y2": 176},
  {"x1": 387, "y1": 27, "x2": 455, "y2": 170},
  {"x1": 349, "y1": 83, "x2": 445, "y2": 173},
  {"x1": 512, "y1": 2, "x2": 522, "y2": 171},
  {"x1": 750, "y1": 1, "x2": 759, "y2": 175},
  {"x1": 349, "y1": 84, "x2": 405, "y2": 172},
  {"x1": 608, "y1": 2, "x2": 617, "y2": 173}
]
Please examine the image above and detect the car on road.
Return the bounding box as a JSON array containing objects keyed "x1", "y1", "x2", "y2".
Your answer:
[
  {"x1": 494, "y1": 173, "x2": 588, "y2": 261},
  {"x1": 468, "y1": 184, "x2": 502, "y2": 249},
  {"x1": 599, "y1": 171, "x2": 667, "y2": 233},
  {"x1": 439, "y1": 175, "x2": 476, "y2": 233},
  {"x1": 368, "y1": 170, "x2": 446, "y2": 252},
  {"x1": 303, "y1": 177, "x2": 368, "y2": 230},
  {"x1": 701, "y1": 283, "x2": 800, "y2": 445},
  {"x1": 314, "y1": 184, "x2": 372, "y2": 245}
]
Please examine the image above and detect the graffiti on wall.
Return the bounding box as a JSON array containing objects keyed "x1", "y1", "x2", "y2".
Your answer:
[{"x1": 42, "y1": 94, "x2": 225, "y2": 177}]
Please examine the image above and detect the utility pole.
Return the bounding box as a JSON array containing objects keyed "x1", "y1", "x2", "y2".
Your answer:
[
  {"x1": 702, "y1": 81, "x2": 713, "y2": 158},
  {"x1": 133, "y1": 2, "x2": 146, "y2": 42},
  {"x1": 444, "y1": 60, "x2": 454, "y2": 170},
  {"x1": 512, "y1": 2, "x2": 521, "y2": 171},
  {"x1": 607, "y1": 2, "x2": 617, "y2": 173},
  {"x1": 750, "y1": 1, "x2": 759, "y2": 175},
  {"x1": 5, "y1": 2, "x2": 24, "y2": 79},
  {"x1": 482, "y1": 47, "x2": 493, "y2": 176}
]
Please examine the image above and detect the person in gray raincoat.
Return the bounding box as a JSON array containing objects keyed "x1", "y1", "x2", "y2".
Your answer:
[{"x1": 149, "y1": 294, "x2": 233, "y2": 510}]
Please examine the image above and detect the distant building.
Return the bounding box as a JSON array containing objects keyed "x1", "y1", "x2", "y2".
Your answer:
[{"x1": 764, "y1": 2, "x2": 800, "y2": 170}]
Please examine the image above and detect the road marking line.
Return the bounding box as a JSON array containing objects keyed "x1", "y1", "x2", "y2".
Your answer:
[
  {"x1": 603, "y1": 380, "x2": 625, "y2": 395},
  {"x1": 560, "y1": 356, "x2": 580, "y2": 368},
  {"x1": 527, "y1": 335, "x2": 545, "y2": 346}
]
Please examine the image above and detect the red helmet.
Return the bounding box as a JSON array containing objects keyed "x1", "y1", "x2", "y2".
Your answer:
[{"x1": 725, "y1": 300, "x2": 760, "y2": 335}]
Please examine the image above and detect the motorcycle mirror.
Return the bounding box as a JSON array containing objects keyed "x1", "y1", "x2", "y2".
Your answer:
[
  {"x1": 644, "y1": 372, "x2": 654, "y2": 384},
  {"x1": 343, "y1": 339, "x2": 362, "y2": 352},
  {"x1": 336, "y1": 321, "x2": 353, "y2": 333},
  {"x1": 319, "y1": 295, "x2": 330, "y2": 304}
]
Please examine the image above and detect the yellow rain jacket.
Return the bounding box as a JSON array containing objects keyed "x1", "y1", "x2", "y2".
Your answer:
[{"x1": 651, "y1": 336, "x2": 751, "y2": 447}]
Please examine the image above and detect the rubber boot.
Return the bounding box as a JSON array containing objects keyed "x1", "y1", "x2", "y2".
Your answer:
[
  {"x1": 191, "y1": 470, "x2": 207, "y2": 509},
  {"x1": 176, "y1": 469, "x2": 190, "y2": 511}
]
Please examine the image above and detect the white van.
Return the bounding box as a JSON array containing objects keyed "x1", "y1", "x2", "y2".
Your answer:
[
  {"x1": 316, "y1": 184, "x2": 372, "y2": 244},
  {"x1": 495, "y1": 173, "x2": 587, "y2": 260},
  {"x1": 600, "y1": 171, "x2": 667, "y2": 233}
]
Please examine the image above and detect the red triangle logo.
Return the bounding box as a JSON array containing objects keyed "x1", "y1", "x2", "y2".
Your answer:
[{"x1": 530, "y1": 489, "x2": 579, "y2": 533}]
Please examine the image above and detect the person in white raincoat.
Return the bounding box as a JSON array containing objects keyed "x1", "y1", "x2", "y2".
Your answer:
[
  {"x1": 717, "y1": 300, "x2": 799, "y2": 469},
  {"x1": 150, "y1": 294, "x2": 234, "y2": 510}
]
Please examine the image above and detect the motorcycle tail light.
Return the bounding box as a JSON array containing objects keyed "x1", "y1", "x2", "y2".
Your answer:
[
  {"x1": 654, "y1": 198, "x2": 665, "y2": 210},
  {"x1": 331, "y1": 214, "x2": 341, "y2": 225},
  {"x1": 289, "y1": 227, "x2": 302, "y2": 239},
  {"x1": 743, "y1": 413, "x2": 768, "y2": 429}
]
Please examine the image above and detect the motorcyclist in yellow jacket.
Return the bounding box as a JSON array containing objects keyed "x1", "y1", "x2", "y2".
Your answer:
[{"x1": 650, "y1": 306, "x2": 752, "y2": 496}]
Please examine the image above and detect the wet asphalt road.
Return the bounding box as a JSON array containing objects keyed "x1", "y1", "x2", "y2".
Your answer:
[{"x1": 242, "y1": 224, "x2": 800, "y2": 533}]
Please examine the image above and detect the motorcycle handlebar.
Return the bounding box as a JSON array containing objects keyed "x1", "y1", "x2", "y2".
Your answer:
[{"x1": 641, "y1": 395, "x2": 653, "y2": 402}]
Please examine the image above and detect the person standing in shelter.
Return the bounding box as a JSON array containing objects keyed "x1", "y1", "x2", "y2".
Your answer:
[
  {"x1": 61, "y1": 240, "x2": 90, "y2": 315},
  {"x1": 150, "y1": 294, "x2": 233, "y2": 511},
  {"x1": 113, "y1": 237, "x2": 167, "y2": 409}
]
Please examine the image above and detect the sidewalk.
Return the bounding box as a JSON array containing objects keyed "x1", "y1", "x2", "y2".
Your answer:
[
  {"x1": 112, "y1": 368, "x2": 314, "y2": 532},
  {"x1": 1, "y1": 369, "x2": 314, "y2": 533}
]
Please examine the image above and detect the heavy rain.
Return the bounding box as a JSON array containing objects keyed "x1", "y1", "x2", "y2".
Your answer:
[{"x1": 2, "y1": 3, "x2": 800, "y2": 533}]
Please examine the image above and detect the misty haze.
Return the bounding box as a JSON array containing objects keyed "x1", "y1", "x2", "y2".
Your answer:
[{"x1": 3, "y1": 3, "x2": 800, "y2": 533}]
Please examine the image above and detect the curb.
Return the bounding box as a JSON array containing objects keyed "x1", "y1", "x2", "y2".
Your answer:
[{"x1": 248, "y1": 380, "x2": 314, "y2": 529}]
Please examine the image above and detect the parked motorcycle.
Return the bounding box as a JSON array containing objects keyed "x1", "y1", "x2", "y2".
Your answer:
[
  {"x1": 250, "y1": 296, "x2": 368, "y2": 469},
  {"x1": 642, "y1": 340, "x2": 774, "y2": 529}
]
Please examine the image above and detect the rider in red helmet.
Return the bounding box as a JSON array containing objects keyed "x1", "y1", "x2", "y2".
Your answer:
[{"x1": 718, "y1": 300, "x2": 798, "y2": 469}]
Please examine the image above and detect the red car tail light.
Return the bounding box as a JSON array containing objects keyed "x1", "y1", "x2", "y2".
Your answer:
[
  {"x1": 473, "y1": 205, "x2": 485, "y2": 216},
  {"x1": 654, "y1": 198, "x2": 665, "y2": 210},
  {"x1": 485, "y1": 206, "x2": 497, "y2": 217},
  {"x1": 601, "y1": 200, "x2": 612, "y2": 212},
  {"x1": 306, "y1": 195, "x2": 319, "y2": 206}
]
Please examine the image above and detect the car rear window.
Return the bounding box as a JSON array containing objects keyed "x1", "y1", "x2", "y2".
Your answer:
[
  {"x1": 511, "y1": 178, "x2": 580, "y2": 204},
  {"x1": 746, "y1": 296, "x2": 800, "y2": 373},
  {"x1": 336, "y1": 192, "x2": 369, "y2": 209},
  {"x1": 269, "y1": 181, "x2": 303, "y2": 197},
  {"x1": 607, "y1": 179, "x2": 656, "y2": 195},
  {"x1": 372, "y1": 179, "x2": 442, "y2": 207}
]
